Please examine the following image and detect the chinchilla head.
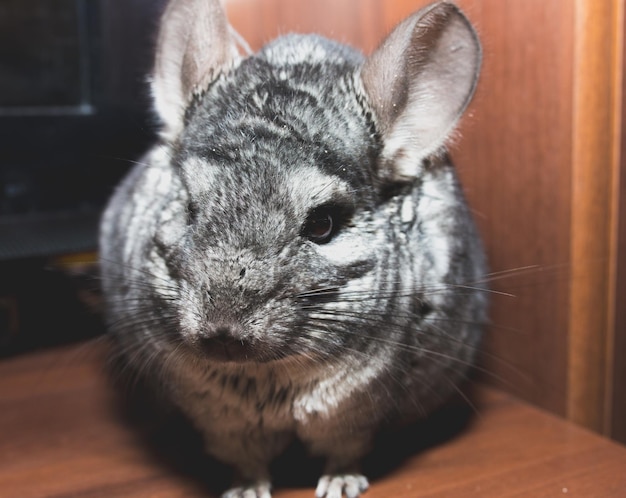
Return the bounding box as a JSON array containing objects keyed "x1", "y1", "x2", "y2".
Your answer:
[{"x1": 144, "y1": 0, "x2": 483, "y2": 365}]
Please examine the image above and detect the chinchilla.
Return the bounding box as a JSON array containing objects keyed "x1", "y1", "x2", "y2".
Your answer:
[{"x1": 99, "y1": 0, "x2": 486, "y2": 497}]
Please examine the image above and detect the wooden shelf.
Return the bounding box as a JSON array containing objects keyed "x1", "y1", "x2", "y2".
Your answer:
[{"x1": 1, "y1": 341, "x2": 625, "y2": 497}]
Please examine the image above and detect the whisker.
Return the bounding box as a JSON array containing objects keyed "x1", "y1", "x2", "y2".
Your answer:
[{"x1": 301, "y1": 317, "x2": 526, "y2": 390}]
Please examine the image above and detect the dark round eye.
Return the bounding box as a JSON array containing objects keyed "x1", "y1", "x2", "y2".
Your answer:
[{"x1": 303, "y1": 207, "x2": 335, "y2": 244}]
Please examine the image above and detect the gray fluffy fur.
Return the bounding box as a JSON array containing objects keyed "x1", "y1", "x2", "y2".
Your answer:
[{"x1": 99, "y1": 1, "x2": 487, "y2": 497}]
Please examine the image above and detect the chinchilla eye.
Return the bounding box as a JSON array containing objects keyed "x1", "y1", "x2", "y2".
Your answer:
[{"x1": 303, "y1": 206, "x2": 335, "y2": 244}]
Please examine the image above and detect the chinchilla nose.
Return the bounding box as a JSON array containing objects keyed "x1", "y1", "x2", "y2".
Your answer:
[
  {"x1": 196, "y1": 321, "x2": 254, "y2": 363},
  {"x1": 204, "y1": 321, "x2": 245, "y2": 342}
]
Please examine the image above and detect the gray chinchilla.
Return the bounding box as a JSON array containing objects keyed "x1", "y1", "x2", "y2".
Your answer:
[{"x1": 99, "y1": 0, "x2": 486, "y2": 497}]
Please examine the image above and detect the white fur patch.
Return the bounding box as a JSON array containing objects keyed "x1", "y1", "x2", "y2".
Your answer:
[
  {"x1": 287, "y1": 167, "x2": 351, "y2": 213},
  {"x1": 316, "y1": 232, "x2": 369, "y2": 266},
  {"x1": 292, "y1": 360, "x2": 382, "y2": 420},
  {"x1": 419, "y1": 171, "x2": 457, "y2": 277},
  {"x1": 180, "y1": 156, "x2": 219, "y2": 195},
  {"x1": 401, "y1": 195, "x2": 415, "y2": 224},
  {"x1": 264, "y1": 38, "x2": 329, "y2": 67}
]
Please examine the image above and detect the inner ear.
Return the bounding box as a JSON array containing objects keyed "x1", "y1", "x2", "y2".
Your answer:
[
  {"x1": 360, "y1": 2, "x2": 481, "y2": 182},
  {"x1": 152, "y1": 0, "x2": 244, "y2": 140}
]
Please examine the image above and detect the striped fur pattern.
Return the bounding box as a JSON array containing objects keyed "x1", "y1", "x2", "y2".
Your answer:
[{"x1": 99, "y1": 1, "x2": 486, "y2": 497}]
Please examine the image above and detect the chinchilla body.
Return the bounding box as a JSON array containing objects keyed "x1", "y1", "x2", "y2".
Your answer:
[{"x1": 99, "y1": 1, "x2": 487, "y2": 497}]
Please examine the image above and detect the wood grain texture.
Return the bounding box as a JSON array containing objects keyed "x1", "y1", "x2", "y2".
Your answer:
[
  {"x1": 450, "y1": 0, "x2": 574, "y2": 417},
  {"x1": 1, "y1": 342, "x2": 626, "y2": 498},
  {"x1": 568, "y1": 0, "x2": 624, "y2": 435},
  {"x1": 610, "y1": 0, "x2": 626, "y2": 444}
]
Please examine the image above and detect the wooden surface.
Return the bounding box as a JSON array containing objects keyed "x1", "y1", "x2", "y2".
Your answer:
[
  {"x1": 568, "y1": 0, "x2": 624, "y2": 436},
  {"x1": 613, "y1": 0, "x2": 626, "y2": 444},
  {"x1": 1, "y1": 341, "x2": 625, "y2": 498},
  {"x1": 454, "y1": 0, "x2": 574, "y2": 420}
]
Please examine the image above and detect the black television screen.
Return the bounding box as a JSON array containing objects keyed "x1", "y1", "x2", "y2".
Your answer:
[
  {"x1": 0, "y1": 0, "x2": 92, "y2": 111},
  {"x1": 0, "y1": 0, "x2": 166, "y2": 260}
]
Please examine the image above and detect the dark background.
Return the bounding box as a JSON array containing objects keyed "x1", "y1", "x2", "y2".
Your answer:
[{"x1": 0, "y1": 0, "x2": 167, "y2": 356}]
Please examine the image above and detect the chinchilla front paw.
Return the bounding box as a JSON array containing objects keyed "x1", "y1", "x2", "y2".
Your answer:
[
  {"x1": 315, "y1": 474, "x2": 369, "y2": 498},
  {"x1": 221, "y1": 479, "x2": 272, "y2": 498}
]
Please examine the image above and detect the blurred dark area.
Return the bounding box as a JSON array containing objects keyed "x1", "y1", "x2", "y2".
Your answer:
[
  {"x1": 0, "y1": 0, "x2": 167, "y2": 356},
  {"x1": 0, "y1": 253, "x2": 105, "y2": 358}
]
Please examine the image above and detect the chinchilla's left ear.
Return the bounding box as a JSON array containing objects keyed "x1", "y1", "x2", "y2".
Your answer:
[
  {"x1": 360, "y1": 1, "x2": 481, "y2": 182},
  {"x1": 152, "y1": 0, "x2": 243, "y2": 140}
]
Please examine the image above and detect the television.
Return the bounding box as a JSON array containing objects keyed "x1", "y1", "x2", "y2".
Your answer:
[{"x1": 0, "y1": 0, "x2": 167, "y2": 260}]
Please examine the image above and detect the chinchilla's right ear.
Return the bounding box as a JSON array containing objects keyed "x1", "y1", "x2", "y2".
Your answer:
[
  {"x1": 360, "y1": 1, "x2": 481, "y2": 183},
  {"x1": 152, "y1": 0, "x2": 243, "y2": 140}
]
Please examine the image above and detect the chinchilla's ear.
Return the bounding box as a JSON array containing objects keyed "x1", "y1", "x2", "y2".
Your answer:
[
  {"x1": 152, "y1": 0, "x2": 244, "y2": 139},
  {"x1": 360, "y1": 1, "x2": 481, "y2": 182}
]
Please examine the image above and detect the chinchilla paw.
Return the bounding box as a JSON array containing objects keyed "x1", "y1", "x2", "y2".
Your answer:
[
  {"x1": 221, "y1": 479, "x2": 272, "y2": 498},
  {"x1": 315, "y1": 474, "x2": 369, "y2": 498}
]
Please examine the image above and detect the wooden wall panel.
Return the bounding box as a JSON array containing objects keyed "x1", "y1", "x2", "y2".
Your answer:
[
  {"x1": 451, "y1": 0, "x2": 574, "y2": 417},
  {"x1": 610, "y1": 0, "x2": 626, "y2": 445},
  {"x1": 568, "y1": 0, "x2": 624, "y2": 435}
]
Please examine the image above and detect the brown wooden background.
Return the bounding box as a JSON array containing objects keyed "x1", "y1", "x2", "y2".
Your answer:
[{"x1": 225, "y1": 0, "x2": 626, "y2": 443}]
